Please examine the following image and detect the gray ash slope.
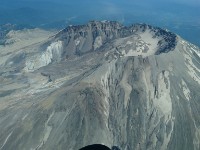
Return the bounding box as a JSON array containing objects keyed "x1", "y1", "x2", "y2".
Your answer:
[{"x1": 0, "y1": 21, "x2": 200, "y2": 150}]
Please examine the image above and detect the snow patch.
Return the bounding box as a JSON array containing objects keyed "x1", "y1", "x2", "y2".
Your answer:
[
  {"x1": 162, "y1": 119, "x2": 174, "y2": 150},
  {"x1": 193, "y1": 126, "x2": 200, "y2": 150},
  {"x1": 120, "y1": 63, "x2": 132, "y2": 108},
  {"x1": 181, "y1": 80, "x2": 191, "y2": 101},
  {"x1": 126, "y1": 41, "x2": 133, "y2": 45},
  {"x1": 195, "y1": 51, "x2": 200, "y2": 58},
  {"x1": 183, "y1": 45, "x2": 200, "y2": 84},
  {"x1": 94, "y1": 36, "x2": 102, "y2": 50},
  {"x1": 22, "y1": 113, "x2": 28, "y2": 121},
  {"x1": 35, "y1": 111, "x2": 54, "y2": 149},
  {"x1": 0, "y1": 131, "x2": 13, "y2": 149},
  {"x1": 122, "y1": 30, "x2": 159, "y2": 57},
  {"x1": 155, "y1": 71, "x2": 172, "y2": 116},
  {"x1": 75, "y1": 39, "x2": 80, "y2": 46},
  {"x1": 99, "y1": 61, "x2": 117, "y2": 127}
]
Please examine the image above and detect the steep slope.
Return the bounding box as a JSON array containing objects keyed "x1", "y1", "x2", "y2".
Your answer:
[{"x1": 0, "y1": 21, "x2": 200, "y2": 150}]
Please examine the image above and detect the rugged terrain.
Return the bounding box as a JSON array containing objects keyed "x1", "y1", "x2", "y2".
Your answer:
[{"x1": 0, "y1": 21, "x2": 200, "y2": 150}]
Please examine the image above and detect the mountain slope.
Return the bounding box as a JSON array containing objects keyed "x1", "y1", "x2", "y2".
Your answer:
[{"x1": 0, "y1": 21, "x2": 200, "y2": 150}]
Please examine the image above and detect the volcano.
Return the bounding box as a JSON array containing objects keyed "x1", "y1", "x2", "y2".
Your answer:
[{"x1": 0, "y1": 21, "x2": 200, "y2": 150}]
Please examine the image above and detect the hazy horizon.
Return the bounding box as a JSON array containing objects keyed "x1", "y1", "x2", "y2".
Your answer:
[{"x1": 0, "y1": 0, "x2": 199, "y2": 46}]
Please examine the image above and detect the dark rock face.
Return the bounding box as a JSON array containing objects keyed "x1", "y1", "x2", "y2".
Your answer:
[{"x1": 0, "y1": 21, "x2": 200, "y2": 150}]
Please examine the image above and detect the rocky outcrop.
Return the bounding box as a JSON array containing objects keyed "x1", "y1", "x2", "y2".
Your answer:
[{"x1": 24, "y1": 41, "x2": 63, "y2": 72}]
